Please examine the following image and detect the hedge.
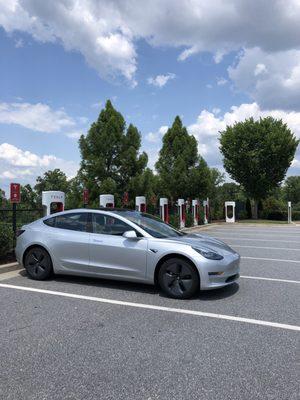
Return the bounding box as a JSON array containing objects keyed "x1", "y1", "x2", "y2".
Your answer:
[{"x1": 0, "y1": 224, "x2": 14, "y2": 258}]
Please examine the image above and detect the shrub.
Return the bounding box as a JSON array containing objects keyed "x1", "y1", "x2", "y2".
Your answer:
[
  {"x1": 237, "y1": 210, "x2": 248, "y2": 220},
  {"x1": 168, "y1": 214, "x2": 179, "y2": 229},
  {"x1": 185, "y1": 212, "x2": 193, "y2": 227},
  {"x1": 292, "y1": 211, "x2": 300, "y2": 221},
  {"x1": 0, "y1": 224, "x2": 14, "y2": 258}
]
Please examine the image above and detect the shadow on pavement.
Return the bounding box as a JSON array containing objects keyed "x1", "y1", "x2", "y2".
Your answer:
[{"x1": 43, "y1": 273, "x2": 240, "y2": 301}]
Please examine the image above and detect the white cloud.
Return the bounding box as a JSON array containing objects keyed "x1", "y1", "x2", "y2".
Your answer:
[
  {"x1": 217, "y1": 77, "x2": 228, "y2": 86},
  {"x1": 0, "y1": 143, "x2": 79, "y2": 189},
  {"x1": 0, "y1": 143, "x2": 57, "y2": 167},
  {"x1": 66, "y1": 131, "x2": 83, "y2": 140},
  {"x1": 0, "y1": 170, "x2": 17, "y2": 179},
  {"x1": 147, "y1": 73, "x2": 176, "y2": 88},
  {"x1": 188, "y1": 102, "x2": 300, "y2": 175},
  {"x1": 2, "y1": 1, "x2": 299, "y2": 89},
  {"x1": 206, "y1": 84, "x2": 213, "y2": 89},
  {"x1": 228, "y1": 48, "x2": 300, "y2": 111},
  {"x1": 0, "y1": 102, "x2": 75, "y2": 133},
  {"x1": 254, "y1": 63, "x2": 267, "y2": 76},
  {"x1": 145, "y1": 125, "x2": 168, "y2": 143}
]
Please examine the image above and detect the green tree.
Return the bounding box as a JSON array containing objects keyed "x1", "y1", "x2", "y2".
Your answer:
[
  {"x1": 156, "y1": 116, "x2": 210, "y2": 199},
  {"x1": 79, "y1": 100, "x2": 147, "y2": 203},
  {"x1": 219, "y1": 117, "x2": 299, "y2": 218},
  {"x1": 20, "y1": 184, "x2": 38, "y2": 209},
  {"x1": 34, "y1": 169, "x2": 69, "y2": 195},
  {"x1": 283, "y1": 176, "x2": 300, "y2": 204}
]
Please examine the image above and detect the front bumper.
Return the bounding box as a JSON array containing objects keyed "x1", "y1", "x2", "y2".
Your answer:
[{"x1": 198, "y1": 253, "x2": 240, "y2": 290}]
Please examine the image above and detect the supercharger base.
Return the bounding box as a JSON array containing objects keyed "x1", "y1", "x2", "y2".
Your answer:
[
  {"x1": 225, "y1": 201, "x2": 236, "y2": 223},
  {"x1": 42, "y1": 191, "x2": 65, "y2": 216},
  {"x1": 192, "y1": 199, "x2": 199, "y2": 226},
  {"x1": 178, "y1": 199, "x2": 186, "y2": 229},
  {"x1": 159, "y1": 198, "x2": 169, "y2": 223},
  {"x1": 136, "y1": 196, "x2": 146, "y2": 212},
  {"x1": 203, "y1": 200, "x2": 209, "y2": 224},
  {"x1": 100, "y1": 194, "x2": 115, "y2": 208},
  {"x1": 288, "y1": 202, "x2": 292, "y2": 224}
]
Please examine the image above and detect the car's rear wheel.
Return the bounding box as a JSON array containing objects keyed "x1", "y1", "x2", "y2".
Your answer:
[
  {"x1": 158, "y1": 257, "x2": 199, "y2": 299},
  {"x1": 24, "y1": 247, "x2": 53, "y2": 280}
]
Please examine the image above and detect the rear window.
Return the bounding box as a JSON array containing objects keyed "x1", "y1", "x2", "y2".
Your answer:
[
  {"x1": 43, "y1": 213, "x2": 89, "y2": 232},
  {"x1": 43, "y1": 217, "x2": 55, "y2": 227}
]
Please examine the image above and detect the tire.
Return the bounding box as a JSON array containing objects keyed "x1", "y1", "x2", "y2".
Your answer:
[
  {"x1": 158, "y1": 257, "x2": 200, "y2": 299},
  {"x1": 24, "y1": 247, "x2": 53, "y2": 280}
]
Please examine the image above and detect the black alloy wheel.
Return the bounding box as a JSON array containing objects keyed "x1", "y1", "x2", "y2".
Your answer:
[
  {"x1": 158, "y1": 257, "x2": 199, "y2": 299},
  {"x1": 24, "y1": 247, "x2": 53, "y2": 280}
]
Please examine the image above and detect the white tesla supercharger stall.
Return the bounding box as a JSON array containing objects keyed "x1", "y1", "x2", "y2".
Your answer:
[
  {"x1": 203, "y1": 199, "x2": 209, "y2": 224},
  {"x1": 225, "y1": 201, "x2": 236, "y2": 223},
  {"x1": 42, "y1": 191, "x2": 65, "y2": 216},
  {"x1": 159, "y1": 198, "x2": 169, "y2": 223},
  {"x1": 192, "y1": 199, "x2": 199, "y2": 226},
  {"x1": 178, "y1": 199, "x2": 186, "y2": 229},
  {"x1": 99, "y1": 194, "x2": 115, "y2": 208},
  {"x1": 288, "y1": 201, "x2": 292, "y2": 224},
  {"x1": 136, "y1": 196, "x2": 146, "y2": 212}
]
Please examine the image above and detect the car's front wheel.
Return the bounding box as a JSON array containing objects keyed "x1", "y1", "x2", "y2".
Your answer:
[
  {"x1": 158, "y1": 257, "x2": 199, "y2": 299},
  {"x1": 24, "y1": 247, "x2": 53, "y2": 280}
]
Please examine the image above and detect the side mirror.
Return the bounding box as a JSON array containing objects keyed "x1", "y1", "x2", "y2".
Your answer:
[{"x1": 123, "y1": 230, "x2": 138, "y2": 239}]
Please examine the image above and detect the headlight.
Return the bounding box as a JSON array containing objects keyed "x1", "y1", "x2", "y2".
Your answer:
[{"x1": 192, "y1": 247, "x2": 223, "y2": 260}]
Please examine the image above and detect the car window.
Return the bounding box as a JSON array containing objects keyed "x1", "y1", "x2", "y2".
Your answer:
[
  {"x1": 43, "y1": 217, "x2": 55, "y2": 227},
  {"x1": 92, "y1": 213, "x2": 138, "y2": 236},
  {"x1": 54, "y1": 213, "x2": 88, "y2": 232},
  {"x1": 113, "y1": 210, "x2": 184, "y2": 238}
]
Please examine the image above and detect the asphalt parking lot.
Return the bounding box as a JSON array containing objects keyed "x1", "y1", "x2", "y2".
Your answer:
[{"x1": 0, "y1": 224, "x2": 299, "y2": 400}]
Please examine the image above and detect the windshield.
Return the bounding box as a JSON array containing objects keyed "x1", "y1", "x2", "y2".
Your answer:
[{"x1": 113, "y1": 210, "x2": 184, "y2": 238}]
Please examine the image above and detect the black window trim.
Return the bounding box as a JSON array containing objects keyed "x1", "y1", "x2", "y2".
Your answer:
[
  {"x1": 90, "y1": 212, "x2": 143, "y2": 237},
  {"x1": 43, "y1": 212, "x2": 90, "y2": 233}
]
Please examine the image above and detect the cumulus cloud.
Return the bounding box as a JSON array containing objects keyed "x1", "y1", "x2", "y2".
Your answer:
[
  {"x1": 0, "y1": 143, "x2": 57, "y2": 167},
  {"x1": 228, "y1": 48, "x2": 300, "y2": 111},
  {"x1": 147, "y1": 73, "x2": 176, "y2": 88},
  {"x1": 0, "y1": 143, "x2": 79, "y2": 192},
  {"x1": 146, "y1": 125, "x2": 168, "y2": 143},
  {"x1": 0, "y1": 102, "x2": 75, "y2": 133},
  {"x1": 188, "y1": 102, "x2": 300, "y2": 175},
  {"x1": 1, "y1": 0, "x2": 300, "y2": 87}
]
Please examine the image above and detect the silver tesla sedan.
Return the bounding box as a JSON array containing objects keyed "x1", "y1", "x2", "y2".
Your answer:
[{"x1": 15, "y1": 209, "x2": 240, "y2": 299}]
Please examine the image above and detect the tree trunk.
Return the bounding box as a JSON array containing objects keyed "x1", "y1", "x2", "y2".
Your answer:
[{"x1": 252, "y1": 199, "x2": 258, "y2": 219}]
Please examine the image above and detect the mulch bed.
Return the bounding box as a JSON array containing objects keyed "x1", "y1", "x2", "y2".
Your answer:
[{"x1": 0, "y1": 251, "x2": 16, "y2": 265}]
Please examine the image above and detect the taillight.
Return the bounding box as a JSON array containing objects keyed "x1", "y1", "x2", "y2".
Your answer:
[{"x1": 16, "y1": 229, "x2": 25, "y2": 237}]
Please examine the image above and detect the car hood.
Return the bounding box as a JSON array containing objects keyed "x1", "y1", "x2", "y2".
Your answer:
[{"x1": 168, "y1": 233, "x2": 238, "y2": 256}]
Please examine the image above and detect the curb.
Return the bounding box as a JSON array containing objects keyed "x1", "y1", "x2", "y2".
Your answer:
[{"x1": 0, "y1": 262, "x2": 21, "y2": 275}]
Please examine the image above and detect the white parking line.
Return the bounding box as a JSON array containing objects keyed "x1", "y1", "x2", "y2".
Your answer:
[
  {"x1": 240, "y1": 275, "x2": 300, "y2": 284},
  {"x1": 0, "y1": 283, "x2": 299, "y2": 332},
  {"x1": 241, "y1": 256, "x2": 300, "y2": 263},
  {"x1": 212, "y1": 236, "x2": 300, "y2": 244},
  {"x1": 207, "y1": 229, "x2": 300, "y2": 234},
  {"x1": 233, "y1": 245, "x2": 300, "y2": 251}
]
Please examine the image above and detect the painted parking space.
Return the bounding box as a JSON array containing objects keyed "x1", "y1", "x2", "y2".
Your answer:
[
  {"x1": 0, "y1": 285, "x2": 298, "y2": 400},
  {"x1": 0, "y1": 223, "x2": 299, "y2": 400}
]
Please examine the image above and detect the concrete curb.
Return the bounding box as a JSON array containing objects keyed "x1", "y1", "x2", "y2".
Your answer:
[{"x1": 0, "y1": 262, "x2": 21, "y2": 275}]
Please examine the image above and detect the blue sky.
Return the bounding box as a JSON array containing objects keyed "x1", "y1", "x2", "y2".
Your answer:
[{"x1": 0, "y1": 0, "x2": 299, "y2": 197}]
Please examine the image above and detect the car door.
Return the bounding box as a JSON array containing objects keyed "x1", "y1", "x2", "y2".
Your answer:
[
  {"x1": 89, "y1": 212, "x2": 148, "y2": 280},
  {"x1": 45, "y1": 212, "x2": 90, "y2": 273}
]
